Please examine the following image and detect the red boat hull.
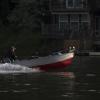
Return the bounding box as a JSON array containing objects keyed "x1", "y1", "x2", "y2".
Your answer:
[{"x1": 36, "y1": 58, "x2": 73, "y2": 70}]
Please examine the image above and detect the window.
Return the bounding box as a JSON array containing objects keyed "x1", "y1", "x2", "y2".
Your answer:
[
  {"x1": 70, "y1": 14, "x2": 79, "y2": 22},
  {"x1": 59, "y1": 15, "x2": 69, "y2": 32},
  {"x1": 70, "y1": 22, "x2": 79, "y2": 33},
  {"x1": 70, "y1": 14, "x2": 79, "y2": 33},
  {"x1": 66, "y1": 0, "x2": 87, "y2": 8},
  {"x1": 59, "y1": 15, "x2": 68, "y2": 22},
  {"x1": 59, "y1": 13, "x2": 89, "y2": 35},
  {"x1": 95, "y1": 16, "x2": 100, "y2": 37},
  {"x1": 81, "y1": 14, "x2": 89, "y2": 22},
  {"x1": 67, "y1": 0, "x2": 74, "y2": 8},
  {"x1": 79, "y1": 14, "x2": 89, "y2": 33}
]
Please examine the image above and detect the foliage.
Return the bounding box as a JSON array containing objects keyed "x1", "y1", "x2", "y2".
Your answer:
[{"x1": 0, "y1": 0, "x2": 50, "y2": 56}]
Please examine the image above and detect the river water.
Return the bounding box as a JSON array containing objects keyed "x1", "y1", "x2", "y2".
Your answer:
[{"x1": 0, "y1": 56, "x2": 100, "y2": 100}]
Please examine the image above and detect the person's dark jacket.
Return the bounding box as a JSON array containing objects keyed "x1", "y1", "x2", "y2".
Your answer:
[{"x1": 3, "y1": 48, "x2": 16, "y2": 61}]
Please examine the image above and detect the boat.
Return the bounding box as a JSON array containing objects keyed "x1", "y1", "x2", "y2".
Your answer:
[
  {"x1": 1, "y1": 47, "x2": 75, "y2": 70},
  {"x1": 14, "y1": 51, "x2": 74, "y2": 70}
]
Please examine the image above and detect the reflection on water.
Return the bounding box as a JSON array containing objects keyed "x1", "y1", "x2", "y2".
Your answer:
[
  {"x1": 74, "y1": 73, "x2": 100, "y2": 100},
  {"x1": 0, "y1": 56, "x2": 100, "y2": 100},
  {"x1": 0, "y1": 72, "x2": 75, "y2": 100},
  {"x1": 71, "y1": 56, "x2": 100, "y2": 100}
]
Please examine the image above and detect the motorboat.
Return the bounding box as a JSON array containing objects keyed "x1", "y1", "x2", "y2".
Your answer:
[{"x1": 14, "y1": 50, "x2": 74, "y2": 70}]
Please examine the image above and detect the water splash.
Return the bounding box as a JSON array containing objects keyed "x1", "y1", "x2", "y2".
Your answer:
[{"x1": 0, "y1": 63, "x2": 40, "y2": 74}]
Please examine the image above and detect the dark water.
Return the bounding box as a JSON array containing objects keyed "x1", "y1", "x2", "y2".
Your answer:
[{"x1": 0, "y1": 56, "x2": 100, "y2": 100}]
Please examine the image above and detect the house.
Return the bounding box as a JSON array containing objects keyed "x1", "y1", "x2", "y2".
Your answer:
[
  {"x1": 92, "y1": 0, "x2": 100, "y2": 51},
  {"x1": 42, "y1": 0, "x2": 100, "y2": 51}
]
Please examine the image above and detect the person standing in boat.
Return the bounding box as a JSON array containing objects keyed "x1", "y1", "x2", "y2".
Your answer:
[{"x1": 2, "y1": 46, "x2": 17, "y2": 63}]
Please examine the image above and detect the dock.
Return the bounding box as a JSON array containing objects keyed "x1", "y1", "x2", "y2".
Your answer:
[
  {"x1": 76, "y1": 51, "x2": 100, "y2": 56},
  {"x1": 89, "y1": 52, "x2": 100, "y2": 56}
]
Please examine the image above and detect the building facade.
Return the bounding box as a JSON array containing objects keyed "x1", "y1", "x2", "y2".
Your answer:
[
  {"x1": 42, "y1": 0, "x2": 100, "y2": 51},
  {"x1": 93, "y1": 1, "x2": 100, "y2": 51}
]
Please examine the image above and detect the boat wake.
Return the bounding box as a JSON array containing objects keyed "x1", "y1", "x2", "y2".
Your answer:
[{"x1": 0, "y1": 63, "x2": 40, "y2": 74}]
